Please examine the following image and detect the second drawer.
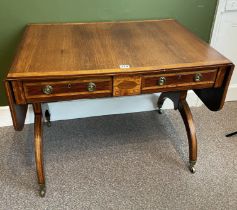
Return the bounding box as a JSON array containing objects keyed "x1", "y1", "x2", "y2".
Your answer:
[{"x1": 142, "y1": 70, "x2": 217, "y2": 93}]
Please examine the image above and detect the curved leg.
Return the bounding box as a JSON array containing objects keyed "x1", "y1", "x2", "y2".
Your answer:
[
  {"x1": 157, "y1": 94, "x2": 166, "y2": 114},
  {"x1": 157, "y1": 91, "x2": 197, "y2": 173},
  {"x1": 45, "y1": 110, "x2": 51, "y2": 127},
  {"x1": 42, "y1": 103, "x2": 51, "y2": 127},
  {"x1": 157, "y1": 91, "x2": 181, "y2": 113},
  {"x1": 33, "y1": 103, "x2": 46, "y2": 197},
  {"x1": 178, "y1": 99, "x2": 197, "y2": 173}
]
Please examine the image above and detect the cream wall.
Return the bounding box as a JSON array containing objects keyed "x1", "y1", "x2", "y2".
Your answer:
[{"x1": 211, "y1": 0, "x2": 237, "y2": 101}]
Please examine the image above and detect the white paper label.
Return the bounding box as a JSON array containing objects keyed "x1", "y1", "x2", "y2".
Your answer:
[{"x1": 119, "y1": 64, "x2": 130, "y2": 69}]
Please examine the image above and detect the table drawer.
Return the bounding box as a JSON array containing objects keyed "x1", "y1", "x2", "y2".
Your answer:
[
  {"x1": 142, "y1": 70, "x2": 217, "y2": 93},
  {"x1": 23, "y1": 77, "x2": 112, "y2": 102}
]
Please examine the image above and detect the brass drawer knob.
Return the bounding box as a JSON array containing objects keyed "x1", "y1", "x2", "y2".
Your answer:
[
  {"x1": 42, "y1": 85, "x2": 53, "y2": 95},
  {"x1": 87, "y1": 82, "x2": 96, "y2": 92},
  {"x1": 194, "y1": 73, "x2": 202, "y2": 82},
  {"x1": 158, "y1": 77, "x2": 166, "y2": 86}
]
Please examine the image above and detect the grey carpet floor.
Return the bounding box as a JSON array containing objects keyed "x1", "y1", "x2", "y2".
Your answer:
[{"x1": 0, "y1": 102, "x2": 237, "y2": 210}]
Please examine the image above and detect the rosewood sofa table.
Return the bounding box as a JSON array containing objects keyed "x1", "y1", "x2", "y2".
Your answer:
[{"x1": 5, "y1": 19, "x2": 234, "y2": 197}]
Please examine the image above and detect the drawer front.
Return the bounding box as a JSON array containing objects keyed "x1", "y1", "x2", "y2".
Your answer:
[
  {"x1": 142, "y1": 70, "x2": 217, "y2": 93},
  {"x1": 23, "y1": 77, "x2": 112, "y2": 102}
]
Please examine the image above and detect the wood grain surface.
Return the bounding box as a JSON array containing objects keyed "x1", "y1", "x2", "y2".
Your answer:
[
  {"x1": 4, "y1": 81, "x2": 28, "y2": 130},
  {"x1": 7, "y1": 19, "x2": 231, "y2": 79},
  {"x1": 113, "y1": 76, "x2": 141, "y2": 96}
]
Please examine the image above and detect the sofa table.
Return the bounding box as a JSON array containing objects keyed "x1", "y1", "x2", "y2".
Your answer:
[{"x1": 4, "y1": 19, "x2": 234, "y2": 197}]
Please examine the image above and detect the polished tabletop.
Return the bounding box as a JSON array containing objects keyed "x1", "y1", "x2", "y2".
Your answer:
[{"x1": 8, "y1": 19, "x2": 230, "y2": 79}]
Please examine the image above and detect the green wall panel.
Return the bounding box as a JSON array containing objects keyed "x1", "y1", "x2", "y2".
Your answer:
[{"x1": 0, "y1": 0, "x2": 217, "y2": 106}]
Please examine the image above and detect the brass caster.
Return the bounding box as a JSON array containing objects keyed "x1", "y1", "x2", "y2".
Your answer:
[
  {"x1": 39, "y1": 184, "x2": 46, "y2": 197},
  {"x1": 157, "y1": 108, "x2": 163, "y2": 114},
  {"x1": 189, "y1": 166, "x2": 196, "y2": 174},
  {"x1": 189, "y1": 161, "x2": 196, "y2": 174}
]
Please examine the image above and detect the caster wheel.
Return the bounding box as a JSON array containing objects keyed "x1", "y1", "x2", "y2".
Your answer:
[
  {"x1": 189, "y1": 166, "x2": 196, "y2": 174},
  {"x1": 39, "y1": 185, "x2": 46, "y2": 197},
  {"x1": 158, "y1": 108, "x2": 163, "y2": 114}
]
